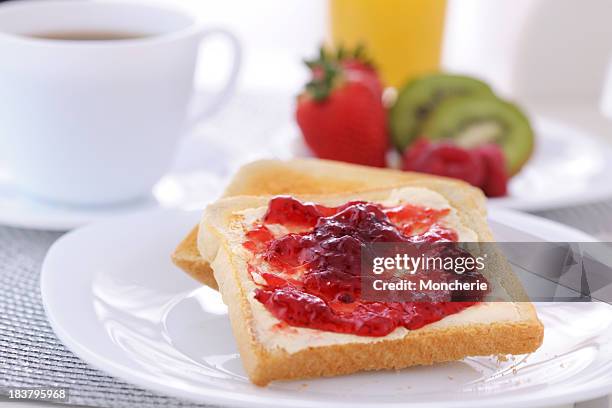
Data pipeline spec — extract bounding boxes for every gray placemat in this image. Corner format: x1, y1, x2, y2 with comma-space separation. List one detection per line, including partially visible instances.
1, 202, 611, 408
0, 226, 210, 408
535, 201, 612, 241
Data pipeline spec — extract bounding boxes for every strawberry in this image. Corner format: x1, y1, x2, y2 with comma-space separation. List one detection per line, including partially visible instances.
401, 139, 510, 197
476, 144, 509, 197
307, 45, 383, 99
402, 139, 485, 187
296, 61, 388, 167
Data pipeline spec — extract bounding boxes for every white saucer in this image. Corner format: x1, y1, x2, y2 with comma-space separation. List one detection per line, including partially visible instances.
41, 207, 612, 407
490, 117, 612, 210
0, 167, 224, 231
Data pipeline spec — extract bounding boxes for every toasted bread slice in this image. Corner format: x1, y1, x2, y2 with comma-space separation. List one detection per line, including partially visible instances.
198, 186, 544, 385
172, 158, 487, 288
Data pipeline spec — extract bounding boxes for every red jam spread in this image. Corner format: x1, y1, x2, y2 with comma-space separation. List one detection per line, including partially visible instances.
243, 196, 487, 337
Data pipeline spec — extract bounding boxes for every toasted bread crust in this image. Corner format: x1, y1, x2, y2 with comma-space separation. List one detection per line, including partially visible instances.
199, 190, 544, 386
172, 226, 219, 290
173, 158, 489, 288
252, 316, 543, 386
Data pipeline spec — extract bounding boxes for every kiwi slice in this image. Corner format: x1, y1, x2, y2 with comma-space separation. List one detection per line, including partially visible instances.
421, 95, 534, 175
390, 73, 494, 151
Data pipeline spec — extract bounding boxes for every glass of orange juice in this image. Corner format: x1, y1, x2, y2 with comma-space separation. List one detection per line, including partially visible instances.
328, 0, 447, 88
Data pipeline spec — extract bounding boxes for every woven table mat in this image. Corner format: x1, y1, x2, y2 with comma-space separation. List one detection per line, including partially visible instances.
0, 226, 212, 408
0, 195, 610, 408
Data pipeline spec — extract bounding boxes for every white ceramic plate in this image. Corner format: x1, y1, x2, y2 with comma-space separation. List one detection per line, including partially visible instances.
286, 116, 612, 212
491, 117, 612, 210
41, 207, 612, 407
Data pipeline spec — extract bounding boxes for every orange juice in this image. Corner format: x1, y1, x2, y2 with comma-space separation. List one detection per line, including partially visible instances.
328, 0, 447, 88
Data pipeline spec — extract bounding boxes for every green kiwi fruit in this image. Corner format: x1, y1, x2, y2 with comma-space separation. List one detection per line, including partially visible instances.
421, 95, 534, 175
390, 73, 495, 151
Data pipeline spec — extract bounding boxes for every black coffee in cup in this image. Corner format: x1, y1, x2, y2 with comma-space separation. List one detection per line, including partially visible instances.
26, 31, 148, 41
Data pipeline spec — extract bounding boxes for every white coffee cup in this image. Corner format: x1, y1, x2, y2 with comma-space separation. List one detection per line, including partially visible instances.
0, 0, 241, 206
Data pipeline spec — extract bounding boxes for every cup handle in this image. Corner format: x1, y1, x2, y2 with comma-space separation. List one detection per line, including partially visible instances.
188, 27, 242, 127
